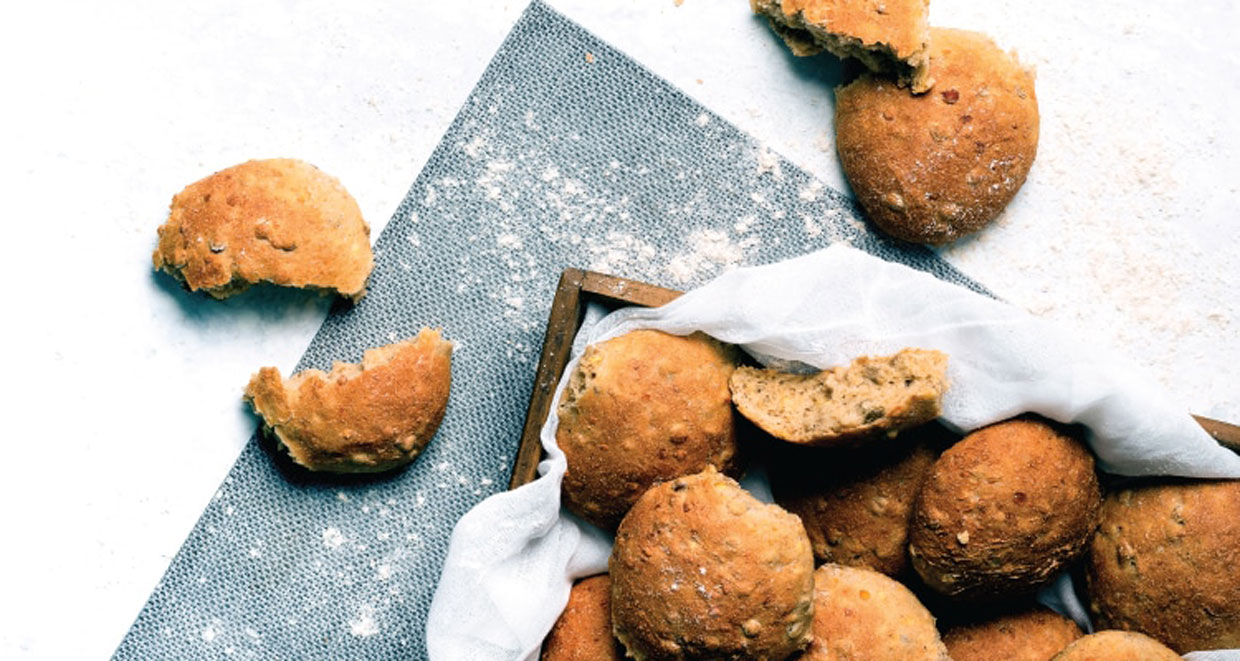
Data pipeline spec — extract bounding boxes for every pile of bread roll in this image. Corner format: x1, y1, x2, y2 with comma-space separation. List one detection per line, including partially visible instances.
752, 0, 1040, 245
544, 330, 1239, 660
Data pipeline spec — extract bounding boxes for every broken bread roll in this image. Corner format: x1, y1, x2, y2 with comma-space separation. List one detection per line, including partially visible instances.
751, 0, 933, 93
835, 28, 1039, 244
154, 158, 374, 301
729, 348, 947, 446
244, 329, 452, 473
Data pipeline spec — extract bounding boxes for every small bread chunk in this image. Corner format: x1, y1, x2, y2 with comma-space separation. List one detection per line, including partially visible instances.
542, 575, 624, 661
729, 348, 947, 447
1050, 631, 1180, 661
557, 330, 740, 530
244, 329, 452, 473
801, 564, 951, 660
835, 28, 1039, 244
751, 0, 933, 93
909, 418, 1101, 601
154, 158, 374, 300
1086, 479, 1240, 653
943, 606, 1083, 661
610, 467, 815, 661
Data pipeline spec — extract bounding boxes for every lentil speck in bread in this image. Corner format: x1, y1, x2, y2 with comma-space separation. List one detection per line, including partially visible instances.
244, 329, 452, 473
610, 467, 815, 661
1085, 479, 1240, 654
729, 348, 948, 447
751, 0, 933, 93
153, 158, 373, 300
557, 330, 740, 530
908, 417, 1101, 600
835, 28, 1039, 244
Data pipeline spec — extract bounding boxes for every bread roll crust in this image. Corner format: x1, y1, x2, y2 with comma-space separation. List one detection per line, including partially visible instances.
1086, 479, 1240, 653
244, 329, 452, 473
542, 575, 624, 661
942, 606, 1083, 661
154, 158, 373, 300
1050, 630, 1181, 661
770, 434, 939, 576
557, 330, 740, 530
610, 468, 815, 661
835, 28, 1038, 244
909, 418, 1101, 600
800, 563, 950, 660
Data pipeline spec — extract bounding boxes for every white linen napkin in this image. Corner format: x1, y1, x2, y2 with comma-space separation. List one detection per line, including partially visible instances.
426, 245, 1240, 661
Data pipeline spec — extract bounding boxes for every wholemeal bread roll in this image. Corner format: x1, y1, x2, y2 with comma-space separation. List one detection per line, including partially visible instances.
729, 348, 948, 447
557, 330, 740, 530
541, 575, 623, 661
909, 418, 1101, 600
835, 28, 1039, 244
942, 606, 1083, 661
610, 467, 815, 661
800, 563, 950, 660
1050, 630, 1180, 661
244, 329, 452, 473
154, 158, 373, 300
1085, 479, 1240, 653
751, 0, 933, 93
769, 427, 944, 576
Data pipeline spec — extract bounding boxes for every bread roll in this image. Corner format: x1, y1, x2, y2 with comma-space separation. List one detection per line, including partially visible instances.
542, 575, 623, 661
610, 468, 815, 660
943, 606, 1083, 661
835, 28, 1039, 244
557, 330, 740, 530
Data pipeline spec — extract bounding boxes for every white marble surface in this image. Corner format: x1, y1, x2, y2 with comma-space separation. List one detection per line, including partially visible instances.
1, 1, 1235, 658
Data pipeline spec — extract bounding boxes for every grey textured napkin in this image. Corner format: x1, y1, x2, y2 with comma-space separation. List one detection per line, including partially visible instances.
114, 2, 985, 658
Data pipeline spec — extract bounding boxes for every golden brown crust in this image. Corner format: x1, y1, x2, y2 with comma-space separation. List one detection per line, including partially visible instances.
943, 606, 1083, 661
752, 0, 933, 92
1050, 630, 1180, 661
557, 330, 740, 530
769, 433, 940, 576
909, 418, 1101, 600
801, 563, 950, 661
1085, 479, 1240, 653
609, 468, 815, 661
835, 28, 1039, 244
244, 329, 452, 473
542, 575, 624, 661
153, 158, 373, 300
729, 348, 948, 447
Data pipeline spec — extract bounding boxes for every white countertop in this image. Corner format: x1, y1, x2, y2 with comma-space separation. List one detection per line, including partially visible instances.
2, 1, 1236, 658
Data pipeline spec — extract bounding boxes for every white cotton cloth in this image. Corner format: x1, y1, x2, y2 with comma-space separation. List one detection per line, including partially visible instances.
426, 245, 1240, 661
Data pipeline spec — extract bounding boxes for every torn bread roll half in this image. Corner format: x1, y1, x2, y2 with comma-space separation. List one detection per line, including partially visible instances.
244, 329, 452, 473
751, 0, 933, 93
153, 158, 374, 301
729, 348, 948, 446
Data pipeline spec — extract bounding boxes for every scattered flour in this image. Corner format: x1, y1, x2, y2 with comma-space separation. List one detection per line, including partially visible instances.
322, 528, 345, 549
755, 145, 782, 179
694, 112, 710, 127
348, 605, 380, 638
667, 229, 760, 284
